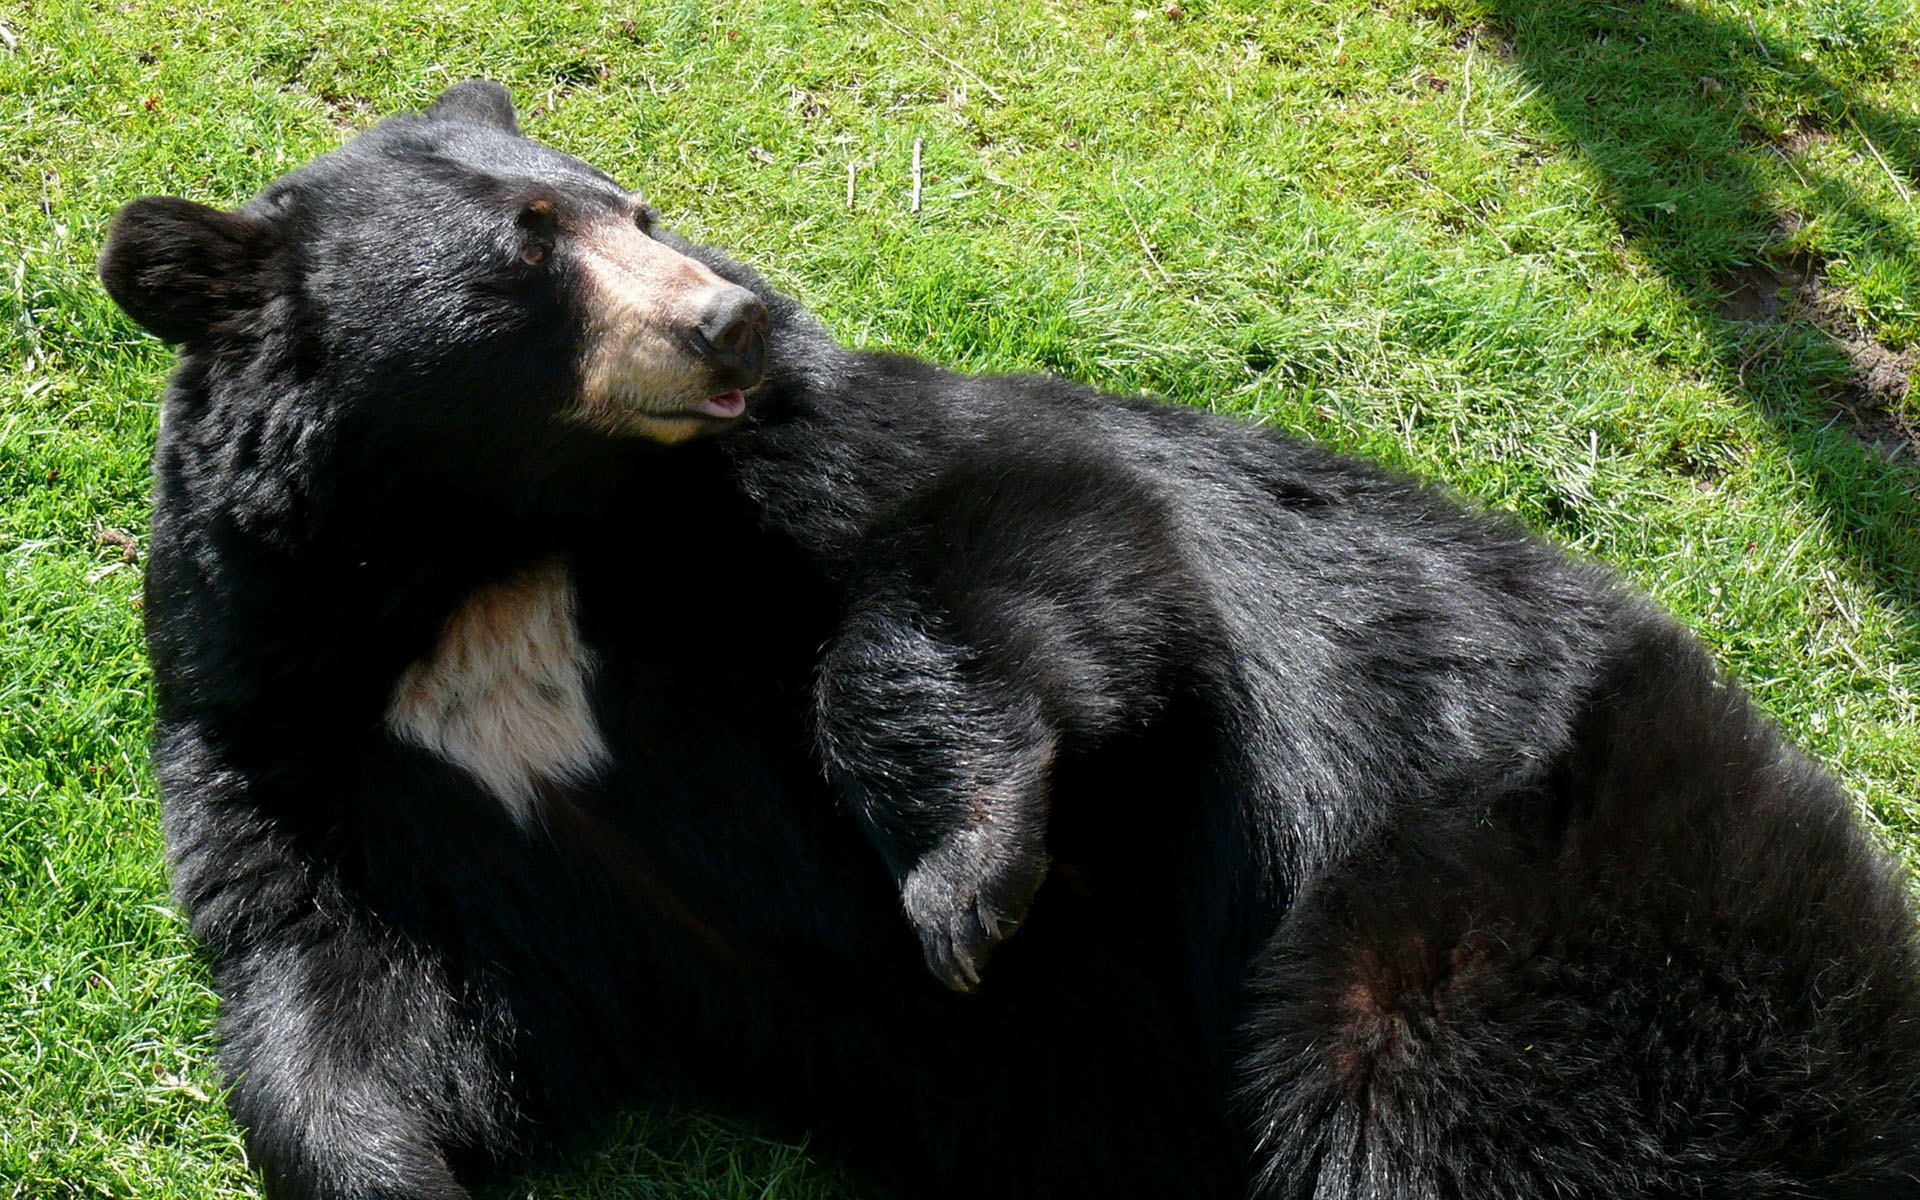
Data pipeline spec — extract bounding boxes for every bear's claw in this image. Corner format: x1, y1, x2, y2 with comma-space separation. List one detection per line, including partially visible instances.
901, 827, 1048, 993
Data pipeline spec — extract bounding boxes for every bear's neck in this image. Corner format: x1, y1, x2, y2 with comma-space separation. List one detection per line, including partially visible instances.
144, 368, 728, 747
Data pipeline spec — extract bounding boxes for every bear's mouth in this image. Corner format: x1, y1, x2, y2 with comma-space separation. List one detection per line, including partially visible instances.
692, 389, 748, 421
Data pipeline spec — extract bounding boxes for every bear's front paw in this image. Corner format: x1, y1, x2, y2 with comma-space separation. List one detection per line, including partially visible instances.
900, 825, 1049, 993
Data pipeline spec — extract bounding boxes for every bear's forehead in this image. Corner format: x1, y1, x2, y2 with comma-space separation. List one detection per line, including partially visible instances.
261, 117, 632, 219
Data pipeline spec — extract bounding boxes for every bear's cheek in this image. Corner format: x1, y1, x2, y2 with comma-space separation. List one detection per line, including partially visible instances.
573, 317, 715, 438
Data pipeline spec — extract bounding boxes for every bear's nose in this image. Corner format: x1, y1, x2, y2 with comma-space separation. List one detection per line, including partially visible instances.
690, 286, 768, 380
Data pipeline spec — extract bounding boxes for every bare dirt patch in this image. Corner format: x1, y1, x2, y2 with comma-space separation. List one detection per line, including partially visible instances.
1717, 255, 1917, 462
1717, 256, 1810, 324
1778, 116, 1835, 156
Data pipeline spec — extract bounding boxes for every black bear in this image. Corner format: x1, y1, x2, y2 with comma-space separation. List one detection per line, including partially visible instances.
100, 81, 1920, 1200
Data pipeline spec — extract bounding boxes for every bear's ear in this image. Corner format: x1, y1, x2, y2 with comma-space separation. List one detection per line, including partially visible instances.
98, 197, 278, 344
426, 79, 521, 135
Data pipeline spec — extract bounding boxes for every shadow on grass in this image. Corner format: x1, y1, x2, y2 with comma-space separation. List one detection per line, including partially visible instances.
1478, 0, 1920, 609
478, 1106, 879, 1200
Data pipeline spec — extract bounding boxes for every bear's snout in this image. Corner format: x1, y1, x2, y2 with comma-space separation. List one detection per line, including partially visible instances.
568, 220, 772, 441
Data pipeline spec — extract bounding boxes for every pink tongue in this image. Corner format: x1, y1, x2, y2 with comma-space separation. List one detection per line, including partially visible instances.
696, 389, 747, 419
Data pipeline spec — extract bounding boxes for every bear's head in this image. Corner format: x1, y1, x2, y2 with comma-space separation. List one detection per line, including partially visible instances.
100, 80, 767, 449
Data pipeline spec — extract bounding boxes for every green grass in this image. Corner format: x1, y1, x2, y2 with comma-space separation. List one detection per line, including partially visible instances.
3, 0, 1918, 1195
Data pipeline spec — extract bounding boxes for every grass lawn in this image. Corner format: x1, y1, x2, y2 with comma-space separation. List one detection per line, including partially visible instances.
3, 0, 1917, 1195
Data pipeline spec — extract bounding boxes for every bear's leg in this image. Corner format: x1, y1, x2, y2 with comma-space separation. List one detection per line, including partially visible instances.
164, 737, 511, 1200
1236, 631, 1920, 1198
815, 589, 1055, 992
813, 454, 1209, 991
213, 929, 507, 1200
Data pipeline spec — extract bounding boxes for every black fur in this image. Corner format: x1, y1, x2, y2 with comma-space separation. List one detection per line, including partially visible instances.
105, 84, 1920, 1199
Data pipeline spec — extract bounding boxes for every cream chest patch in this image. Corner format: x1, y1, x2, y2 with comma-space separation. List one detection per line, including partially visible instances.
386, 559, 609, 823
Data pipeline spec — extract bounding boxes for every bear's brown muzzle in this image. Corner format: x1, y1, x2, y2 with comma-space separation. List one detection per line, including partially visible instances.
572, 218, 768, 441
